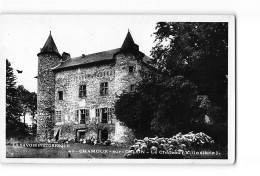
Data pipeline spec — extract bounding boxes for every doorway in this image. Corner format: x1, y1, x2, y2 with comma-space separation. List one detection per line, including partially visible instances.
98, 129, 108, 142
79, 131, 86, 139
76, 129, 86, 142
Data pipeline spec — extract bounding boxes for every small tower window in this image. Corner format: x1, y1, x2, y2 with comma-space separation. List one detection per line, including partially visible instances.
58, 91, 63, 100
130, 84, 136, 92
129, 66, 135, 74
100, 82, 108, 96
79, 84, 87, 97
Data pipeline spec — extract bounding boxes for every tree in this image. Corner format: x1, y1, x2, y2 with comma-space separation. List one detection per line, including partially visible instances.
6, 59, 37, 138
151, 22, 228, 146
115, 91, 154, 138
17, 85, 31, 124
17, 85, 37, 135
115, 23, 228, 148
151, 22, 228, 108
115, 72, 199, 138
6, 59, 23, 138
28, 92, 37, 135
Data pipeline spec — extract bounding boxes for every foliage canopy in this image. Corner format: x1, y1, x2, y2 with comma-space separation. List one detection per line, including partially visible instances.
115, 22, 228, 146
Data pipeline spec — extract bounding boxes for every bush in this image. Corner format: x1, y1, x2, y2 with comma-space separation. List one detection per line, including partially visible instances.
124, 132, 215, 159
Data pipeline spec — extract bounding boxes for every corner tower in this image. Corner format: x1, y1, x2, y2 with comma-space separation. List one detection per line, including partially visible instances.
37, 32, 61, 141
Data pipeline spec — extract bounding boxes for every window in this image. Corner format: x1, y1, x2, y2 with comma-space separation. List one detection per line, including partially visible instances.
95, 108, 100, 117
100, 82, 108, 96
79, 84, 87, 97
55, 111, 61, 122
96, 108, 114, 124
80, 109, 89, 124
129, 66, 135, 74
101, 108, 108, 123
58, 91, 63, 100
130, 84, 136, 92
96, 108, 101, 123
108, 108, 112, 116
107, 108, 114, 124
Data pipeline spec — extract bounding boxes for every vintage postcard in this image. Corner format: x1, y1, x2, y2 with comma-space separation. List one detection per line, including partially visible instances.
0, 15, 235, 164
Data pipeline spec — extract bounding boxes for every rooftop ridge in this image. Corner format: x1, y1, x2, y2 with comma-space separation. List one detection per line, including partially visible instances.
71, 48, 121, 60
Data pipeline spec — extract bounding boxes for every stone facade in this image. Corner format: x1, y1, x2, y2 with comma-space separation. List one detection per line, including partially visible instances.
37, 31, 152, 143
53, 53, 143, 142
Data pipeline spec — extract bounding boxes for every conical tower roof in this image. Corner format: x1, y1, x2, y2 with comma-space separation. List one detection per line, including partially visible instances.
39, 31, 60, 56
121, 30, 139, 53
121, 31, 136, 49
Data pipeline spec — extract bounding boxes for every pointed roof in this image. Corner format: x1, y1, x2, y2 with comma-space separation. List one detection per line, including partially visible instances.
39, 31, 60, 56
121, 30, 139, 53
121, 30, 135, 48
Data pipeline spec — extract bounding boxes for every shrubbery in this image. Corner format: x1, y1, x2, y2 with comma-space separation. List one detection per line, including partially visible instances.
124, 132, 215, 159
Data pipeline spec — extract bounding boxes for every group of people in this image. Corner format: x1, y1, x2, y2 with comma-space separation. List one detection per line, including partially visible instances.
79, 137, 98, 145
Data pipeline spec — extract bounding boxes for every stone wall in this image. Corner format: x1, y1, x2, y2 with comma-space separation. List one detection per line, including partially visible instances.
37, 53, 61, 141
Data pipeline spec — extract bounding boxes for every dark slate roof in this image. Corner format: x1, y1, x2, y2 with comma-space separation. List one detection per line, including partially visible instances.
53, 48, 153, 71
39, 32, 60, 56
53, 48, 121, 71
53, 31, 154, 71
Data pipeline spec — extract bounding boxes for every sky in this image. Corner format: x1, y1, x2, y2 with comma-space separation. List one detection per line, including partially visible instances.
0, 15, 159, 92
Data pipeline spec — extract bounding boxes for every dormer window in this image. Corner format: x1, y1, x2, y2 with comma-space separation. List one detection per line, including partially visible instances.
58, 91, 63, 100
79, 84, 87, 98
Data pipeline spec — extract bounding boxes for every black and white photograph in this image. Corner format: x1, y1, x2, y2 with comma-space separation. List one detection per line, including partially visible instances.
0, 15, 235, 164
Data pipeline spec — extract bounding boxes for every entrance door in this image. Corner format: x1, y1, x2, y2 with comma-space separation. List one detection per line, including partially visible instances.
76, 129, 86, 142
79, 131, 86, 139
101, 129, 108, 141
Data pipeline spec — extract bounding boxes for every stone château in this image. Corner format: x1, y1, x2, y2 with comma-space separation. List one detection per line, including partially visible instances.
36, 31, 153, 143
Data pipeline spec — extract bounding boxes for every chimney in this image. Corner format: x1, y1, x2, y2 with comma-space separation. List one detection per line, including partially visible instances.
61, 52, 70, 62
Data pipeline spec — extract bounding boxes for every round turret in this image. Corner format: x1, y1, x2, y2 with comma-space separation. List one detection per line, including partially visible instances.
37, 32, 61, 141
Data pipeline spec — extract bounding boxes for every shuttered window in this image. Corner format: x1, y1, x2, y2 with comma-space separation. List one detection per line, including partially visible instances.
96, 108, 100, 117
75, 110, 79, 122
80, 109, 89, 124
